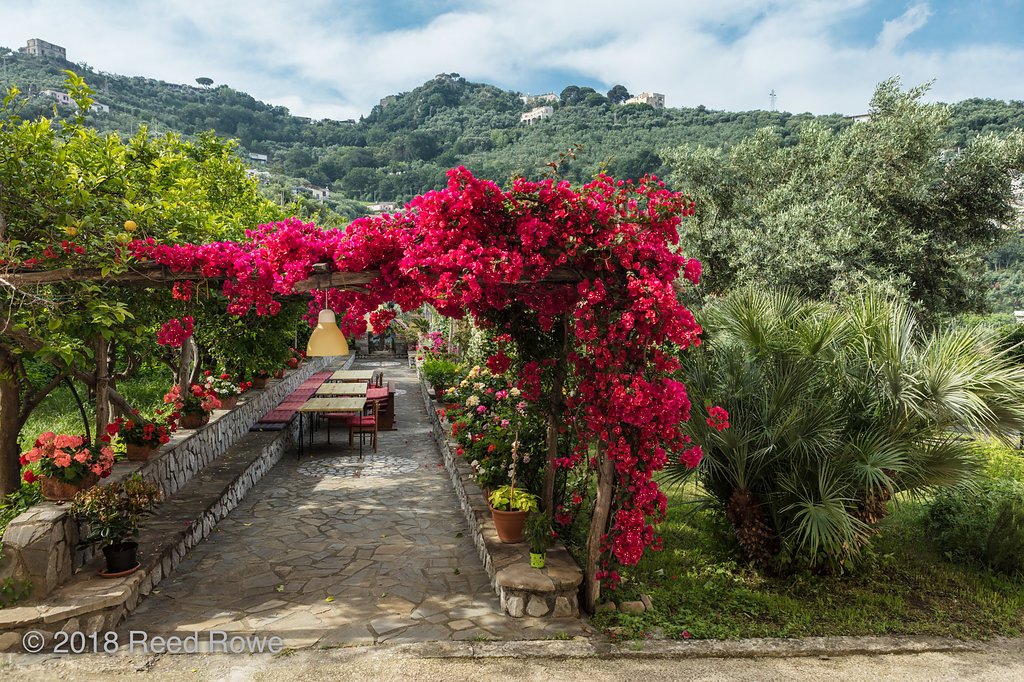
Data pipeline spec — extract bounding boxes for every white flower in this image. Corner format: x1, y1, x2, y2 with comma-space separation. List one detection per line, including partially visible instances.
474, 382, 485, 391
465, 395, 480, 407
510, 387, 521, 397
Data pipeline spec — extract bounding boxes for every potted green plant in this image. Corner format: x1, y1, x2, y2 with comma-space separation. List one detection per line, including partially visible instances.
70, 476, 162, 577
487, 434, 538, 543
525, 512, 554, 568
422, 357, 460, 399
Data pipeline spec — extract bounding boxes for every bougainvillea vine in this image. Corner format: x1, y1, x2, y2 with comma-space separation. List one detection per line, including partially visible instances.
128, 167, 726, 602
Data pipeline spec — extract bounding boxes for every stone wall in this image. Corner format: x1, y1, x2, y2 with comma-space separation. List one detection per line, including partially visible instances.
0, 356, 331, 601
419, 378, 583, 619
0, 412, 307, 650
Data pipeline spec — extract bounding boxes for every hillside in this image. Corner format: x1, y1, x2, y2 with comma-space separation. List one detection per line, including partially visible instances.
2, 44, 1023, 208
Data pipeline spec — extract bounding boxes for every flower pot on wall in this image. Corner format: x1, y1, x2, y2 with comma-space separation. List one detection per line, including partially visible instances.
252, 376, 269, 390
101, 541, 140, 576
219, 395, 238, 410
125, 443, 158, 462
40, 473, 98, 502
490, 508, 528, 543
273, 369, 285, 379
178, 412, 209, 430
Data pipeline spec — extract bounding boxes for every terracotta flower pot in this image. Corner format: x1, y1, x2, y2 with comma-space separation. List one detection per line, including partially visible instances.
125, 443, 158, 462
252, 376, 269, 390
432, 385, 446, 400
178, 412, 209, 430
273, 369, 284, 379
490, 508, 528, 543
40, 473, 98, 502
219, 395, 238, 410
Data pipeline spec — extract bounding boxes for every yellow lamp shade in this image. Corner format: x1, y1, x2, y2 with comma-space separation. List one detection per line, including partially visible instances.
306, 309, 349, 357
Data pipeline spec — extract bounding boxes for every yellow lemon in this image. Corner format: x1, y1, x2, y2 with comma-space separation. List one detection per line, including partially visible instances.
124, 220, 137, 232
64, 226, 78, 237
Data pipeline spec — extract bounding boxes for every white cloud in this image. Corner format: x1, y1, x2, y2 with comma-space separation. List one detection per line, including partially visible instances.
878, 2, 933, 52
0, 0, 1021, 120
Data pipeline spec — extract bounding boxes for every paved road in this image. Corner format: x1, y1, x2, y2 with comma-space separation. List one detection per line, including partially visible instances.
3, 638, 1024, 681
121, 359, 586, 647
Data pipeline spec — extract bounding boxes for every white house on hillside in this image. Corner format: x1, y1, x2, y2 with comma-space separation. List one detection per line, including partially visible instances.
624, 92, 665, 108
520, 105, 554, 125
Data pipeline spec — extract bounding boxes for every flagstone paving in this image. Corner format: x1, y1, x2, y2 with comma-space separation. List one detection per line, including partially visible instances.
122, 359, 592, 647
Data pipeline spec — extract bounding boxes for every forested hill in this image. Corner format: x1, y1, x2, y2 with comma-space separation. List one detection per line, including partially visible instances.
3, 45, 1024, 205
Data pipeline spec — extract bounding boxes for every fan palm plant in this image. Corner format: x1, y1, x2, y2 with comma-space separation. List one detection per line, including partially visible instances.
666, 287, 1024, 571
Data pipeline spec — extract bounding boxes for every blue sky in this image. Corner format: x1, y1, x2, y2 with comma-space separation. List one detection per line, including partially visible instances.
1, 1, 1022, 119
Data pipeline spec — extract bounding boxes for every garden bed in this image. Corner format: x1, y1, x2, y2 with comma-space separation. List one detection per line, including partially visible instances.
420, 378, 583, 619
592, 482, 1024, 641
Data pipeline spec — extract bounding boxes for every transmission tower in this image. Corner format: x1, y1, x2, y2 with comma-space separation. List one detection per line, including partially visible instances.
769, 89, 777, 112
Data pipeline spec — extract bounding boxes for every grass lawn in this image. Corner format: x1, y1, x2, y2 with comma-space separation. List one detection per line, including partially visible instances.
18, 369, 172, 450
593, 482, 1024, 640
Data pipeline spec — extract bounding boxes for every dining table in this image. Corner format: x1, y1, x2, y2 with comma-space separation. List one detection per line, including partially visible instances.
329, 369, 375, 382
296, 396, 367, 459
315, 382, 368, 397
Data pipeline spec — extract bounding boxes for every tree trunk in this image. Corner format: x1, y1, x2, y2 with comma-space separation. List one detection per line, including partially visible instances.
0, 348, 22, 495
542, 317, 570, 514
176, 335, 196, 390
584, 442, 615, 613
94, 336, 110, 442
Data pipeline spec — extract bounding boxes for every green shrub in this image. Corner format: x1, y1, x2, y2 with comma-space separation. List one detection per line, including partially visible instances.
977, 439, 1024, 483
664, 288, 1024, 572
925, 478, 1024, 576
421, 358, 461, 391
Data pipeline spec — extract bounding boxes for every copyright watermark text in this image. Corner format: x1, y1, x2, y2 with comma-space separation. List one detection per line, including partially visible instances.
22, 629, 286, 654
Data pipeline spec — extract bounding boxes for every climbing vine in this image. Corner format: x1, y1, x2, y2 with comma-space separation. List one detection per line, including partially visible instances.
128, 167, 724, 608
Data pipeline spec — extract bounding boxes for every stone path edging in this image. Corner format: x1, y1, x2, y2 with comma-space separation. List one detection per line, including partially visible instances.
419, 378, 583, 618
316, 633, 989, 660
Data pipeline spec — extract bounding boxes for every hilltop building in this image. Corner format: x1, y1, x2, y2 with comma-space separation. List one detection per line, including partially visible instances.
249, 153, 269, 164
624, 92, 665, 108
21, 38, 66, 60
846, 113, 872, 124
520, 105, 554, 125
520, 93, 558, 106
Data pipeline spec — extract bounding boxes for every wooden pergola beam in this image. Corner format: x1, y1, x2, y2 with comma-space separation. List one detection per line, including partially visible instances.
4, 264, 584, 293
2, 264, 206, 287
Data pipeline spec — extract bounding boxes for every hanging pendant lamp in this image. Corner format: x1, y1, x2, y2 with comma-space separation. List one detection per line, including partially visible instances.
306, 308, 349, 357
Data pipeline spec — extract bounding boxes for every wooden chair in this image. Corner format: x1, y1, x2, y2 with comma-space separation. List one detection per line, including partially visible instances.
344, 400, 378, 452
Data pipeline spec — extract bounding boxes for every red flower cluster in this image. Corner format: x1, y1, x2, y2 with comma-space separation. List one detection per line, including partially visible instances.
706, 406, 730, 432
109, 416, 172, 448
156, 316, 194, 347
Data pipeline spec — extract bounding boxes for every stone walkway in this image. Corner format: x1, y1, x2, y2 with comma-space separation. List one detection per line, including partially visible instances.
122, 358, 591, 647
